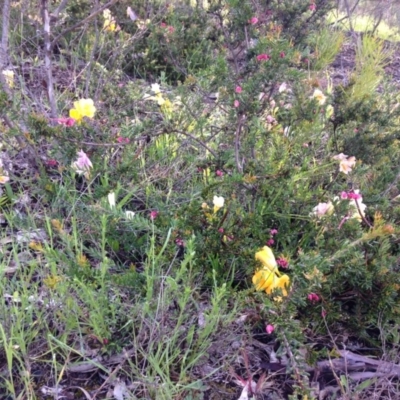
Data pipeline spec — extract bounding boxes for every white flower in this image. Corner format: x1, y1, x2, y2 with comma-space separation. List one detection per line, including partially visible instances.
312, 89, 326, 105
213, 195, 224, 213
151, 83, 161, 94
333, 154, 356, 174
279, 82, 287, 93
108, 192, 116, 209
125, 211, 135, 220
311, 201, 334, 218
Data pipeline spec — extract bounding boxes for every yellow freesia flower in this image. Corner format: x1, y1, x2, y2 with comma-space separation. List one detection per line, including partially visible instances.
253, 246, 290, 301
69, 99, 96, 124
255, 246, 277, 272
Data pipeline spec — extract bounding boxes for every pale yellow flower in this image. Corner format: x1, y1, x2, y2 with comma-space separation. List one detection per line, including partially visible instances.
312, 89, 326, 105
255, 246, 277, 272
2, 69, 14, 88
213, 195, 224, 213
339, 157, 356, 174
108, 192, 116, 209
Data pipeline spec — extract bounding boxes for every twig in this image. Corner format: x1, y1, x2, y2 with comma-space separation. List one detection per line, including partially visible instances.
51, 0, 70, 20
235, 115, 245, 174
41, 0, 58, 118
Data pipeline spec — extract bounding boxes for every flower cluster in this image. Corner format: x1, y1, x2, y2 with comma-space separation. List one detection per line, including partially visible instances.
252, 246, 290, 301
103, 9, 119, 32
311, 190, 367, 223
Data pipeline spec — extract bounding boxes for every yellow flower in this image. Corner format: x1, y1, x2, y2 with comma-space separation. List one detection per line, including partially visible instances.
255, 246, 277, 272
69, 99, 96, 124
2, 69, 14, 88
253, 268, 275, 291
253, 246, 290, 300
213, 195, 224, 213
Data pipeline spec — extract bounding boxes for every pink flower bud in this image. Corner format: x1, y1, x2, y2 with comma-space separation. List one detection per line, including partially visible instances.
249, 17, 258, 25
266, 239, 274, 246
216, 170, 224, 177
321, 309, 327, 318
341, 191, 348, 199
276, 258, 288, 268
256, 54, 270, 62
234, 100, 240, 108
150, 211, 159, 220
280, 52, 285, 58
266, 324, 275, 334
218, 228, 224, 233
270, 229, 278, 235
307, 293, 320, 303
235, 86, 242, 93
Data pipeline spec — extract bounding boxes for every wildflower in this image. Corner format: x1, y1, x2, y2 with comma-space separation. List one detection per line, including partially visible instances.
234, 100, 240, 108
117, 136, 130, 144
103, 9, 118, 32
0, 174, 10, 184
45, 159, 58, 168
348, 190, 366, 221
175, 238, 185, 246
266, 115, 276, 124
266, 239, 275, 246
201, 202, 209, 210
69, 99, 96, 124
151, 83, 161, 94
235, 86, 242, 93
72, 150, 92, 177
253, 269, 290, 299
340, 157, 356, 174
213, 195, 224, 213
311, 201, 334, 218
255, 246, 277, 271
270, 229, 278, 235
276, 257, 289, 268
307, 293, 320, 302
249, 17, 258, 25
125, 211, 135, 220
216, 170, 224, 177
280, 52, 285, 58
150, 210, 159, 220
266, 324, 275, 334
309, 2, 316, 11
2, 69, 14, 88
257, 53, 270, 61
321, 309, 327, 318
52, 117, 76, 127
312, 89, 326, 105
108, 192, 116, 209
278, 82, 287, 93
218, 228, 224, 233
